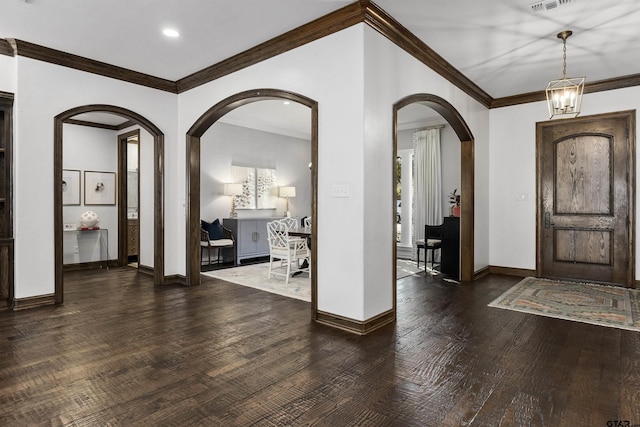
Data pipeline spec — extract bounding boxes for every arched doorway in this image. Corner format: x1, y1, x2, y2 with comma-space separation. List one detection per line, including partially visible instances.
393, 94, 475, 284
185, 89, 318, 313
54, 105, 165, 303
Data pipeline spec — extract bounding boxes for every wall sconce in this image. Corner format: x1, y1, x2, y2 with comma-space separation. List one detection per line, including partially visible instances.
224, 183, 243, 218
279, 186, 296, 217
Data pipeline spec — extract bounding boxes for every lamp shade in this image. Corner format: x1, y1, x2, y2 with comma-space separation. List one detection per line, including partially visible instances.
279, 186, 296, 198
223, 183, 243, 196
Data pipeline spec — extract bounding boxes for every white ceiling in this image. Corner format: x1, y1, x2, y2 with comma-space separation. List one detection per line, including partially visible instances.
4, 0, 639, 132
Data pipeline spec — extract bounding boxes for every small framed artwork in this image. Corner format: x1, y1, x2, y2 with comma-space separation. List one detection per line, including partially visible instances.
84, 171, 116, 205
62, 169, 81, 206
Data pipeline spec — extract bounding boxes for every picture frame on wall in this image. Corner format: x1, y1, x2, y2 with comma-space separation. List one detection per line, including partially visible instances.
84, 171, 116, 205
62, 169, 81, 206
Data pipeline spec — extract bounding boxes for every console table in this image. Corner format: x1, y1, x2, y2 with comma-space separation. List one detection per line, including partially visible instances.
223, 218, 281, 265
63, 228, 110, 269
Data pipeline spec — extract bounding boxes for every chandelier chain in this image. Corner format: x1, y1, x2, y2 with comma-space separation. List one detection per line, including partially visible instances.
562, 38, 567, 79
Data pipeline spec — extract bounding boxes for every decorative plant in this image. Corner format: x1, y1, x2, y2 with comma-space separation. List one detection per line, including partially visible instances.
449, 189, 460, 206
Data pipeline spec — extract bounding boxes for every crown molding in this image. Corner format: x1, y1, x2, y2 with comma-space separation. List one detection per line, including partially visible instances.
0, 39, 14, 57
491, 72, 640, 109
363, 3, 493, 109
175, 2, 364, 93
4, 2, 640, 108
8, 39, 177, 93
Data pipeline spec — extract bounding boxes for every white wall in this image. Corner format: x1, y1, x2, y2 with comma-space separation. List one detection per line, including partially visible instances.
201, 122, 312, 223
11, 22, 489, 319
489, 86, 640, 278
13, 56, 178, 299
178, 26, 368, 319
62, 124, 118, 263
363, 25, 491, 281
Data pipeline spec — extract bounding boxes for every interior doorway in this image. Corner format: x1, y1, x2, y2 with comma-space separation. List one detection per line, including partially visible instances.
185, 88, 318, 315
118, 130, 140, 268
393, 94, 475, 285
536, 110, 635, 287
54, 105, 165, 304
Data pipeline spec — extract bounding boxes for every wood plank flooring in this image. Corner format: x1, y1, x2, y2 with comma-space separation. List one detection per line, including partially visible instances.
1, 268, 639, 426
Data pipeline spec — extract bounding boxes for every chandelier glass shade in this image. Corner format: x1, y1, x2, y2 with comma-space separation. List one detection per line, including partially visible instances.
545, 31, 585, 119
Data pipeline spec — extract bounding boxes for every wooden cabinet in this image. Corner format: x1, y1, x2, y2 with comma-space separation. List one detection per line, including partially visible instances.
441, 216, 460, 280
127, 219, 139, 257
0, 93, 13, 307
223, 218, 279, 265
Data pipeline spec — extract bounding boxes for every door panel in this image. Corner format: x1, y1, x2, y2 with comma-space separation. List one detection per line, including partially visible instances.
537, 112, 634, 286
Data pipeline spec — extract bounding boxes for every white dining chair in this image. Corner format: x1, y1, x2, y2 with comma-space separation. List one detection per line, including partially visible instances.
266, 219, 309, 283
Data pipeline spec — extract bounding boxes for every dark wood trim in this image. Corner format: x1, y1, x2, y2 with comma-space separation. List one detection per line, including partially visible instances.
9, 39, 177, 93
474, 265, 490, 280
363, 4, 492, 109
0, 39, 14, 57
65, 118, 121, 131
12, 294, 55, 311
117, 130, 140, 267
185, 134, 200, 287
310, 104, 319, 318
185, 88, 318, 318
489, 266, 536, 278
492, 73, 640, 109
176, 3, 363, 93
0, 92, 14, 102
5, 7, 640, 108
138, 264, 154, 276
55, 105, 165, 304
164, 274, 186, 286
315, 309, 395, 335
394, 94, 474, 282
62, 261, 118, 272
117, 120, 137, 130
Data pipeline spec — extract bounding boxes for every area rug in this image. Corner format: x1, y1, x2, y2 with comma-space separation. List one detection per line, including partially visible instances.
397, 258, 424, 279
488, 276, 640, 332
202, 262, 311, 302
202, 259, 425, 302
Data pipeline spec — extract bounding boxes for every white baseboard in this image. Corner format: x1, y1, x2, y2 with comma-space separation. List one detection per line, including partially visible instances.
397, 245, 413, 260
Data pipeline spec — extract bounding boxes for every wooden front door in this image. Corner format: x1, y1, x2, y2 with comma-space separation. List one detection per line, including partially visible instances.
537, 111, 635, 287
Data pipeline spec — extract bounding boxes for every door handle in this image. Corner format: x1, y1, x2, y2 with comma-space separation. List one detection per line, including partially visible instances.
544, 212, 554, 228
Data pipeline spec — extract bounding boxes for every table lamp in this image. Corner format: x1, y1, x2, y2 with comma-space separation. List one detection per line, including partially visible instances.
224, 183, 243, 217
279, 186, 296, 217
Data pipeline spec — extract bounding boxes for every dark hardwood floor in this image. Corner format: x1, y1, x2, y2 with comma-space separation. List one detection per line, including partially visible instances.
1, 268, 639, 426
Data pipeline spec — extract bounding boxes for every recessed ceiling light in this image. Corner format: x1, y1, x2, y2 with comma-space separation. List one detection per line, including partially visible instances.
162, 28, 180, 38
283, 101, 291, 105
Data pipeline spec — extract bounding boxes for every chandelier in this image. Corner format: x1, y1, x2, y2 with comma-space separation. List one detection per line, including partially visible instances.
545, 30, 585, 119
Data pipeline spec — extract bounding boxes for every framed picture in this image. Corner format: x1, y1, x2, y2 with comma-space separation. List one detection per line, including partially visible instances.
62, 169, 81, 206
231, 166, 278, 210
84, 171, 116, 205
232, 166, 256, 210
256, 168, 277, 209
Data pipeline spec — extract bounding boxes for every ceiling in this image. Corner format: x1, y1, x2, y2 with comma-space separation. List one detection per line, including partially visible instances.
4, 0, 639, 133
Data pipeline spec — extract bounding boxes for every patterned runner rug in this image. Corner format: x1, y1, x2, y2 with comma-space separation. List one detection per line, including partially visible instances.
201, 258, 424, 302
489, 276, 640, 332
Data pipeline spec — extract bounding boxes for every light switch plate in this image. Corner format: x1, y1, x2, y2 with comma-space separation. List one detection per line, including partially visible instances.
331, 184, 350, 198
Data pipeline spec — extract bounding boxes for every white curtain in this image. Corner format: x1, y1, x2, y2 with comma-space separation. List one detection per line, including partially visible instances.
412, 128, 442, 249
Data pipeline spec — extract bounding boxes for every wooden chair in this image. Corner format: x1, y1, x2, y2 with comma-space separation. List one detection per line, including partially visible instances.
416, 224, 443, 271
200, 224, 236, 265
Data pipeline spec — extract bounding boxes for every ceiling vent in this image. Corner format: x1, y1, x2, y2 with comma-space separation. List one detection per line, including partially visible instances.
529, 0, 573, 13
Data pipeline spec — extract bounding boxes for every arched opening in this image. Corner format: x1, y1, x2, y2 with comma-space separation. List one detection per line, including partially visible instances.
393, 94, 474, 288
54, 105, 165, 304
185, 89, 318, 314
